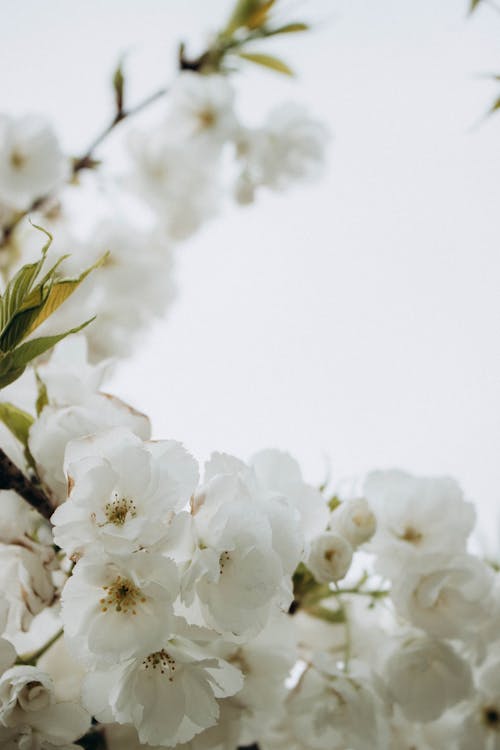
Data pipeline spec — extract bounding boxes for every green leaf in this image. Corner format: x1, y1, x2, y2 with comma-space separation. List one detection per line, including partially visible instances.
34, 372, 49, 417
328, 495, 341, 512
0, 246, 49, 339
246, 0, 276, 29
22, 253, 108, 336
265, 22, 309, 36
0, 402, 34, 447
470, 0, 483, 12
225, 0, 261, 34
488, 95, 500, 116
236, 51, 294, 76
0, 318, 95, 390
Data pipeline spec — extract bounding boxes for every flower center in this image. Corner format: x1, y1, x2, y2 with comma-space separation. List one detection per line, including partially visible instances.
142, 649, 177, 682
197, 108, 216, 129
104, 495, 137, 526
219, 551, 231, 574
100, 576, 145, 614
483, 706, 500, 729
400, 526, 423, 544
10, 149, 26, 169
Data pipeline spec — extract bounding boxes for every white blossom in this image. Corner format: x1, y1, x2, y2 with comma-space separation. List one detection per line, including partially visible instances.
29, 393, 151, 505
234, 104, 328, 202
365, 470, 476, 576
166, 73, 237, 149
180, 452, 303, 637
250, 450, 329, 549
459, 653, 500, 750
0, 545, 55, 635
384, 635, 473, 722
0, 665, 90, 746
61, 550, 179, 664
330, 497, 377, 548
0, 115, 67, 211
52, 427, 198, 556
306, 532, 353, 583
280, 654, 389, 750
128, 129, 219, 241
391, 553, 494, 640
82, 620, 243, 747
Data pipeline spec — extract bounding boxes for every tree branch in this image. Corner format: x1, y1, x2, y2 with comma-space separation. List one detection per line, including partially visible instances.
0, 447, 53, 520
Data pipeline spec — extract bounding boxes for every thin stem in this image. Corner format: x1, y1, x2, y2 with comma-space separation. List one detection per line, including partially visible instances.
16, 628, 63, 666
327, 586, 390, 599
0, 448, 53, 520
72, 86, 167, 173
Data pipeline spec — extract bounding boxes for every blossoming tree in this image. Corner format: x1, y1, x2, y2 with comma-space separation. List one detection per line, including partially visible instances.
0, 1, 498, 749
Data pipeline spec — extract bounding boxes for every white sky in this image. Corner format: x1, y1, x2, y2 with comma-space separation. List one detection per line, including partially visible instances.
1, 0, 500, 528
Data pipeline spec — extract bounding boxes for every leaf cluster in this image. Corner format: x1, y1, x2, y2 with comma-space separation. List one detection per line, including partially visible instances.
0, 225, 104, 389
181, 0, 310, 77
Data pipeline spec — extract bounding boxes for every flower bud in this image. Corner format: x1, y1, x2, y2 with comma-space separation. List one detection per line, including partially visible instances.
307, 532, 353, 583
331, 498, 376, 548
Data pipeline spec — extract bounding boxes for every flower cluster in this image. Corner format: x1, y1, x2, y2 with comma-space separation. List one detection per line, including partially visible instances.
0, 64, 327, 362
0, 337, 498, 750
0, 2, 496, 749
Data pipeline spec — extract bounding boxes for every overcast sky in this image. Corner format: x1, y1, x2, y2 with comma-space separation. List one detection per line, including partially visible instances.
2, 0, 500, 537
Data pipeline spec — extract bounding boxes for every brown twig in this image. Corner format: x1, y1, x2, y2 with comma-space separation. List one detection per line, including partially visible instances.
0, 447, 53, 520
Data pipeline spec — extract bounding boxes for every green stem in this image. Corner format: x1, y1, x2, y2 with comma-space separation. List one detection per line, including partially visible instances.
16, 629, 63, 666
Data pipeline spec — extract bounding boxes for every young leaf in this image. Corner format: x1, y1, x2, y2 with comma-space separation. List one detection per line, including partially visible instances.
246, 0, 276, 29
22, 253, 108, 336
0, 248, 49, 337
0, 318, 95, 390
35, 372, 49, 417
266, 22, 309, 36
488, 95, 500, 115
0, 402, 34, 447
225, 0, 262, 34
236, 51, 294, 76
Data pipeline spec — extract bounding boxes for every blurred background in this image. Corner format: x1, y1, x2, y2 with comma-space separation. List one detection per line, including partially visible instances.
1, 0, 499, 528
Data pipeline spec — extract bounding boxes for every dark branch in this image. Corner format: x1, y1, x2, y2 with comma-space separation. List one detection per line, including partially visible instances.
0, 448, 53, 520
76, 727, 108, 750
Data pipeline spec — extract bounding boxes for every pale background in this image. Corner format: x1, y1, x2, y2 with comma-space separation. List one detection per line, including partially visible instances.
1, 1, 499, 534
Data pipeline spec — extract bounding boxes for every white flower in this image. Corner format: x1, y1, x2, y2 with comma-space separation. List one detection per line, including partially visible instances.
82, 620, 243, 747
250, 450, 329, 549
32, 219, 176, 362
459, 653, 500, 750
103, 699, 242, 750
330, 498, 377, 548
35, 336, 111, 407
364, 470, 476, 576
285, 654, 388, 750
128, 129, 219, 241
181, 452, 303, 637
384, 635, 473, 722
61, 550, 179, 664
166, 73, 238, 149
235, 105, 328, 201
0, 115, 67, 211
306, 532, 353, 584
215, 613, 297, 745
0, 491, 52, 553
0, 665, 90, 746
29, 392, 151, 504
391, 553, 494, 640
52, 427, 198, 557
0, 545, 55, 634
